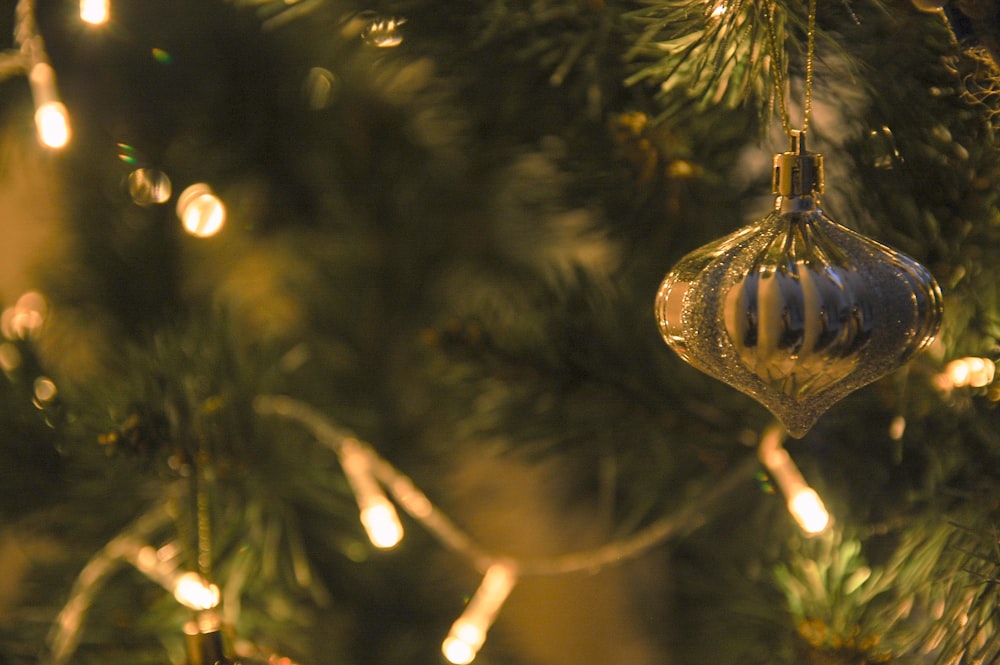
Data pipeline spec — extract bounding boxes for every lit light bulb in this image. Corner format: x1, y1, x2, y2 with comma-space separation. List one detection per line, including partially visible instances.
942, 357, 996, 389
758, 424, 831, 536
35, 101, 71, 149
3, 291, 48, 339
177, 184, 226, 237
0, 343, 22, 372
888, 415, 906, 441
788, 487, 830, 535
360, 499, 404, 549
28, 64, 71, 149
340, 439, 404, 548
442, 563, 517, 665
442, 631, 478, 665
80, 0, 110, 25
128, 168, 172, 206
173, 572, 221, 611
32, 376, 58, 407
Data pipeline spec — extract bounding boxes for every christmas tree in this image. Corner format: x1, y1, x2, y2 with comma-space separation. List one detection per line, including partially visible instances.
1, 0, 1000, 663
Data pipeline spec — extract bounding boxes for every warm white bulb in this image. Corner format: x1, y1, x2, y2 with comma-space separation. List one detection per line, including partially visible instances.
442, 632, 479, 665
888, 415, 906, 441
33, 376, 58, 404
441, 563, 517, 664
35, 101, 71, 149
360, 500, 404, 549
947, 359, 970, 387
339, 439, 405, 548
5, 291, 48, 339
942, 357, 997, 389
177, 184, 226, 237
173, 572, 221, 611
80, 0, 110, 25
788, 488, 830, 535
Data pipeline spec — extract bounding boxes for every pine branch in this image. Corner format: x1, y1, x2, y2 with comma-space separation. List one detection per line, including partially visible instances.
624, 0, 776, 123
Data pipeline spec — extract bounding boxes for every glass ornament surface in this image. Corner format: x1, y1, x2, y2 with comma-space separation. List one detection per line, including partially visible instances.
655, 133, 943, 437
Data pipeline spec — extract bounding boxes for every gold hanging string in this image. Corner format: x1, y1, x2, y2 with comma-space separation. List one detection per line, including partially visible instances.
802, 0, 817, 134
763, 1, 791, 135
764, 0, 818, 137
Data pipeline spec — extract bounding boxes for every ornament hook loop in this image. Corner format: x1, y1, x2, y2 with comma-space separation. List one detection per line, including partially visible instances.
772, 130, 824, 199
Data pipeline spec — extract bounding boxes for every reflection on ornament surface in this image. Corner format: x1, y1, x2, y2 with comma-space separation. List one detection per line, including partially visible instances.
655, 133, 942, 436
360, 13, 405, 47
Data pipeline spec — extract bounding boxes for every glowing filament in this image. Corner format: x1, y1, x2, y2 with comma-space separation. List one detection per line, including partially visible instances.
80, 0, 110, 24
173, 572, 221, 611
758, 425, 831, 535
177, 184, 226, 237
29, 64, 70, 149
442, 562, 518, 664
340, 439, 404, 548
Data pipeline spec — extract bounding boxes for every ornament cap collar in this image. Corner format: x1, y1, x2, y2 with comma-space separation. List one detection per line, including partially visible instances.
772, 130, 824, 200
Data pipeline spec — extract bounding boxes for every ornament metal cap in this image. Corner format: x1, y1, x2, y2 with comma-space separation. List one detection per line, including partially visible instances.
772, 130, 824, 199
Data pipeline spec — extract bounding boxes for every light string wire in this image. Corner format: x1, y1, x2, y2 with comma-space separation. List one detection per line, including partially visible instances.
253, 394, 759, 577
4, 0, 71, 148
1, 0, 37, 79
41, 395, 758, 665
764, 0, 817, 137
43, 497, 176, 665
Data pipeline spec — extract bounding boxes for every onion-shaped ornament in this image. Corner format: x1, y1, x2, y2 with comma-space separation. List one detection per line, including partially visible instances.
655, 132, 942, 437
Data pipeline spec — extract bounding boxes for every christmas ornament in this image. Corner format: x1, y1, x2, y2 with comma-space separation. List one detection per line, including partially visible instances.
655, 133, 942, 437
654, 0, 942, 436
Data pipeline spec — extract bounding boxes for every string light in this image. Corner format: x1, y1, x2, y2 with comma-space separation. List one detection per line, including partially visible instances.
937, 356, 996, 391
28, 63, 71, 149
339, 438, 404, 549
177, 184, 226, 237
79, 0, 110, 25
442, 562, 518, 665
758, 424, 830, 535
127, 168, 172, 206
50, 396, 765, 665
172, 572, 221, 611
1, 290, 48, 339
121, 541, 220, 610
888, 414, 906, 441
32, 375, 58, 406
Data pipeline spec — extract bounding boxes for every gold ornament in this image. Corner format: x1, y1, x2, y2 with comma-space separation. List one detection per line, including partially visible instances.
655, 132, 942, 436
